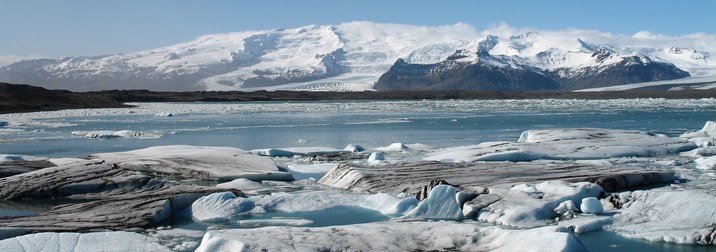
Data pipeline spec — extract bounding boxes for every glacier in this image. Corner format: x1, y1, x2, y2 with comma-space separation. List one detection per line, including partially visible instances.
0, 22, 714, 91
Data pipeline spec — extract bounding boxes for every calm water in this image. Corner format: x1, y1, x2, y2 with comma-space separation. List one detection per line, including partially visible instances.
1, 99, 714, 158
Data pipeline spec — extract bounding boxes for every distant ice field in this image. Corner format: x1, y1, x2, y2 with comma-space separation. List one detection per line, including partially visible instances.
1, 99, 715, 158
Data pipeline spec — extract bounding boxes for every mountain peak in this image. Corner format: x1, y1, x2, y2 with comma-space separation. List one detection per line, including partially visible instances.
0, 23, 713, 92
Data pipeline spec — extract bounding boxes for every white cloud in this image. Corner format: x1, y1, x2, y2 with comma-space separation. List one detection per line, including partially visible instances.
0, 54, 40, 67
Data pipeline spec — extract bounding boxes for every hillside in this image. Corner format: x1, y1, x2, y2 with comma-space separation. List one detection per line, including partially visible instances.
0, 22, 714, 92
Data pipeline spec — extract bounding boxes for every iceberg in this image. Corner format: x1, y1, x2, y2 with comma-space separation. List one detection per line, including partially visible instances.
72, 130, 162, 139
0, 231, 170, 252
681, 121, 716, 144
608, 189, 716, 244
426, 128, 696, 162
402, 185, 463, 220
580, 197, 604, 214
194, 222, 587, 252
91, 145, 293, 181
249, 147, 347, 157
190, 191, 415, 224
191, 192, 255, 222
473, 181, 605, 227
376, 142, 409, 152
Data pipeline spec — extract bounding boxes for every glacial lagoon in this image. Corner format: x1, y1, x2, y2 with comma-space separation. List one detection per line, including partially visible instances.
1, 99, 716, 251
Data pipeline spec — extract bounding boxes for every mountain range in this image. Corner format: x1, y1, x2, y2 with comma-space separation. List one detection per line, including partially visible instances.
1, 22, 714, 92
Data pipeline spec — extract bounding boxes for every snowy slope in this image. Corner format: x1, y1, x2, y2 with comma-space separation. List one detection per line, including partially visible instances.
0, 22, 714, 91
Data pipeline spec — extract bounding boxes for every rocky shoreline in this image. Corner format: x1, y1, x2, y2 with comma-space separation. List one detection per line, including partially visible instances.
3, 82, 716, 114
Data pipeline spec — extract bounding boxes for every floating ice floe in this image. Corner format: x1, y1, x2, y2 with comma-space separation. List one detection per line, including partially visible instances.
191, 191, 416, 223
375, 142, 409, 152
194, 221, 587, 252
155, 112, 174, 117
71, 130, 162, 139
0, 231, 170, 252
681, 121, 716, 147
608, 189, 716, 244
470, 181, 606, 228
344, 143, 365, 152
91, 145, 293, 181
426, 128, 696, 162
249, 147, 347, 157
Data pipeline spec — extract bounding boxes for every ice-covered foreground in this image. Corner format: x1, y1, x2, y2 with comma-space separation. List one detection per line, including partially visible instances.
195, 221, 587, 252
0, 231, 169, 252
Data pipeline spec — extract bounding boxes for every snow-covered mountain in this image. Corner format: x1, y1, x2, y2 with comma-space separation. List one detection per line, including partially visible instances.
0, 22, 714, 92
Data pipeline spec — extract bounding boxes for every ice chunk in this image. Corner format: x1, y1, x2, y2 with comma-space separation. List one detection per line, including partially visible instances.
0, 231, 170, 251
368, 152, 385, 163
72, 130, 162, 139
681, 146, 716, 157
554, 200, 578, 216
403, 185, 462, 220
580, 197, 603, 214
0, 121, 8, 127
609, 189, 716, 244
216, 178, 267, 191
376, 143, 408, 152
194, 222, 586, 252
559, 216, 613, 233
695, 156, 716, 170
91, 145, 292, 181
344, 143, 365, 152
477, 181, 605, 227
681, 121, 716, 140
155, 112, 174, 117
191, 192, 255, 222
192, 191, 410, 222
427, 128, 696, 162
249, 147, 346, 157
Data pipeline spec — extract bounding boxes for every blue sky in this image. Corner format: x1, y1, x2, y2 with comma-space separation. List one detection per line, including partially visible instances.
1, 0, 715, 59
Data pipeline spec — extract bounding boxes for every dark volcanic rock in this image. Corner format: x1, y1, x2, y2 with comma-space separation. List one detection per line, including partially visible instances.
374, 59, 560, 91
374, 49, 690, 92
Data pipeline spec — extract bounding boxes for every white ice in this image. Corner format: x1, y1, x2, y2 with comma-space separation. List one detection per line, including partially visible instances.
476, 181, 605, 227
608, 189, 716, 244
402, 185, 463, 220
90, 145, 292, 181
248, 147, 346, 157
71, 130, 162, 139
0, 231, 170, 252
190, 191, 416, 223
194, 221, 587, 252
426, 128, 696, 162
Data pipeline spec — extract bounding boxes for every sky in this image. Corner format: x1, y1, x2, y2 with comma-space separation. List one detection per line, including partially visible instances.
1, 0, 715, 63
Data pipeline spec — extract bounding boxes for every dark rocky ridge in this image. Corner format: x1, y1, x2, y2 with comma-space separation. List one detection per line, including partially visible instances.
374, 47, 691, 91
3, 82, 716, 114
